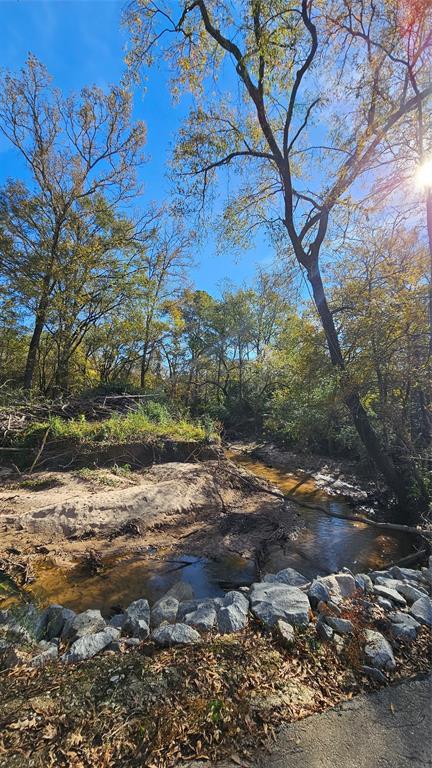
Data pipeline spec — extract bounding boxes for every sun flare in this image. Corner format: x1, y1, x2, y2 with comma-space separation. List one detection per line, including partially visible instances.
415, 158, 432, 190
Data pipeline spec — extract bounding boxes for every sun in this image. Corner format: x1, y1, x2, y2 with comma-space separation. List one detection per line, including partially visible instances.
415, 158, 432, 190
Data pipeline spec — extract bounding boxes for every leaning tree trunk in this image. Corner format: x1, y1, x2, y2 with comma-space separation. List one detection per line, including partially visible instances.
306, 261, 421, 513
23, 304, 48, 390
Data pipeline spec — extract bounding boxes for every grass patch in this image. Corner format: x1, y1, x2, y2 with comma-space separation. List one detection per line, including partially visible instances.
18, 410, 218, 450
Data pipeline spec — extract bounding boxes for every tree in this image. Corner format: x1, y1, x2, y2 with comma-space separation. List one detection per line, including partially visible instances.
125, 0, 432, 510
0, 55, 146, 389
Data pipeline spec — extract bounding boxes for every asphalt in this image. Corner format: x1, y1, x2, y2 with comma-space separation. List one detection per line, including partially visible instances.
256, 675, 432, 768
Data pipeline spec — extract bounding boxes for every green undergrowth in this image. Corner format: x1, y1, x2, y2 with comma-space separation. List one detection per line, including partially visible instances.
15, 410, 218, 451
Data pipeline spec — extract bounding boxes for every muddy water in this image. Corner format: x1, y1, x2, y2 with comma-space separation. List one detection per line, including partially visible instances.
232, 452, 415, 580
0, 453, 417, 614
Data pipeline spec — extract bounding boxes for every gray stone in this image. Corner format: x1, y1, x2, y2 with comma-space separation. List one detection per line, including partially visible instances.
62, 609, 106, 643
307, 580, 330, 607
250, 582, 310, 628
275, 619, 295, 647
317, 573, 356, 603
109, 613, 127, 630
264, 568, 309, 588
222, 590, 249, 612
373, 585, 406, 607
152, 623, 201, 646
46, 605, 75, 640
177, 597, 222, 622
410, 596, 432, 626
150, 596, 179, 627
389, 566, 424, 582
185, 605, 217, 632
395, 583, 427, 605
333, 634, 345, 654
62, 627, 120, 662
364, 630, 395, 671
123, 617, 149, 639
217, 604, 247, 633
389, 612, 420, 642
324, 617, 354, 634
361, 665, 387, 684
354, 574, 373, 593
13, 604, 48, 642
316, 618, 333, 642
30, 642, 58, 668
125, 598, 150, 625
377, 597, 393, 611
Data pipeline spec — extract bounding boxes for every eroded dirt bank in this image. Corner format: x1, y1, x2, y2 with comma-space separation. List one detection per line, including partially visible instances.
0, 459, 302, 608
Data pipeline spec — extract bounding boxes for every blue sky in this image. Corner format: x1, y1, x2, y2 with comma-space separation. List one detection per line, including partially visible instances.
0, 0, 273, 295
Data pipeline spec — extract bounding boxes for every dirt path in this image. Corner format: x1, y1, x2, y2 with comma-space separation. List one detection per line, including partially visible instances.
256, 674, 432, 768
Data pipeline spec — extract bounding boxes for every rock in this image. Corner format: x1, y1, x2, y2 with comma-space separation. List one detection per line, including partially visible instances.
249, 582, 310, 628
150, 596, 179, 628
123, 598, 151, 638
275, 619, 295, 647
361, 665, 387, 684
177, 597, 222, 622
317, 573, 356, 603
217, 604, 247, 633
185, 605, 217, 632
62, 627, 120, 662
374, 577, 404, 590
123, 618, 149, 639
377, 597, 393, 611
317, 599, 341, 616
45, 605, 75, 640
364, 630, 396, 671
223, 590, 249, 612
164, 581, 195, 602
264, 568, 309, 588
373, 585, 406, 607
410, 596, 432, 626
316, 618, 333, 642
62, 609, 106, 643
109, 613, 127, 630
324, 617, 354, 634
30, 642, 58, 668
307, 580, 330, 607
0, 610, 10, 625
151, 623, 201, 647
389, 612, 420, 642
12, 604, 48, 642
355, 574, 373, 593
389, 566, 424, 582
395, 583, 427, 605
125, 598, 150, 625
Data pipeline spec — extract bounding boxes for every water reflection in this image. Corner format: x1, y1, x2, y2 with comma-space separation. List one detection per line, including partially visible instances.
231, 452, 416, 579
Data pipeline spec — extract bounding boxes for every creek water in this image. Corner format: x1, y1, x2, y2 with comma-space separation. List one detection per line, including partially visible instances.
0, 452, 417, 615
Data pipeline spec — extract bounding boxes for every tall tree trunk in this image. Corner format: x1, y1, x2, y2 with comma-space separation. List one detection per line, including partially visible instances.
306, 261, 418, 510
23, 293, 49, 390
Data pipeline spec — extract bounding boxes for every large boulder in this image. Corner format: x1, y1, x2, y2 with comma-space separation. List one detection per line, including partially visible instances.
62, 609, 106, 643
307, 580, 330, 607
45, 605, 76, 640
150, 596, 179, 628
217, 604, 247, 633
364, 630, 395, 671
185, 605, 217, 632
373, 585, 406, 607
249, 582, 310, 628
263, 568, 309, 588
394, 583, 427, 605
123, 598, 150, 638
151, 623, 201, 647
11, 604, 48, 642
324, 617, 354, 634
30, 641, 58, 668
410, 596, 432, 627
317, 573, 356, 603
62, 627, 120, 663
354, 574, 373, 593
389, 612, 420, 642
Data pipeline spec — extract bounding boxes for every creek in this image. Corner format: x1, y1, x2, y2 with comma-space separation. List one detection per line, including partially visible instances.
0, 451, 418, 615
